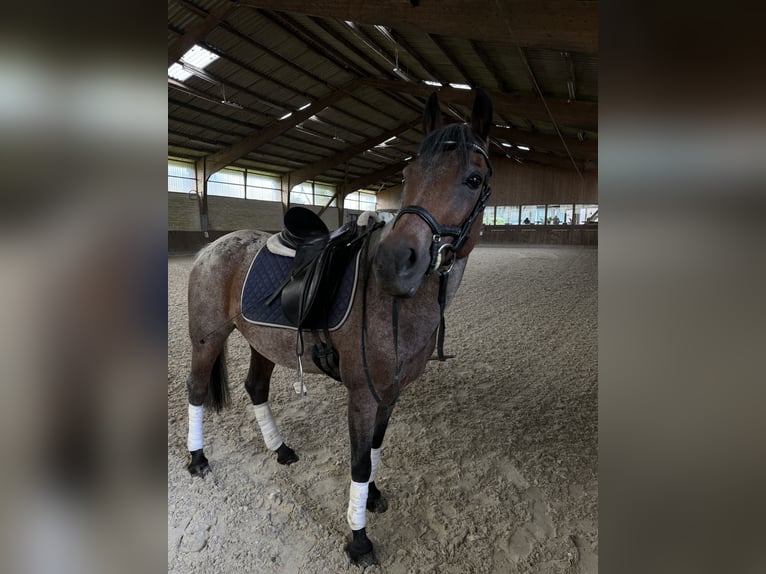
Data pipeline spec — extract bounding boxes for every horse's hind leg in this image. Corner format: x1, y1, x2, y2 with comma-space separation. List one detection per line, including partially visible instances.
186, 331, 232, 476
244, 346, 299, 465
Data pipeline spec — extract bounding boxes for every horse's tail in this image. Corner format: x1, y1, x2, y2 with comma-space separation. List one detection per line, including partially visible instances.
205, 345, 231, 413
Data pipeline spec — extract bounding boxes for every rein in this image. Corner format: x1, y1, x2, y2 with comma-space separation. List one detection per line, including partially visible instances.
361, 139, 493, 406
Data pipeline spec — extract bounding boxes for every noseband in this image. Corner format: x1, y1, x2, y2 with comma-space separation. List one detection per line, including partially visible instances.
393, 141, 493, 274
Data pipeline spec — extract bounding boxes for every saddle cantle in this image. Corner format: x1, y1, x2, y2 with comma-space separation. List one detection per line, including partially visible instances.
270, 207, 361, 329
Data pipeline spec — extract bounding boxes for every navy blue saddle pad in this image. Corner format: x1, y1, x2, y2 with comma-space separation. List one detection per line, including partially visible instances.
241, 245, 362, 330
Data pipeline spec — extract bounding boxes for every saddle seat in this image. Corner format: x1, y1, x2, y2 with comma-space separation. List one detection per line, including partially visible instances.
269, 207, 361, 329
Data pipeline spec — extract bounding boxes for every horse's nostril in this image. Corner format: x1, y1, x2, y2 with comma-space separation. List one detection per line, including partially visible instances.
408, 248, 417, 266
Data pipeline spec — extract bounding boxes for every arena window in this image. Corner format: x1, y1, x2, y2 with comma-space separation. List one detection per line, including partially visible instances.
344, 190, 376, 212
168, 158, 196, 194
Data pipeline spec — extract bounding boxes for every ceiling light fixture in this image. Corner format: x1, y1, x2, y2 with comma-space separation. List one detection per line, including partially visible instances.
449, 83, 471, 90
391, 47, 410, 81
219, 85, 243, 109
501, 142, 513, 148
423, 80, 442, 87
279, 112, 293, 120
298, 102, 311, 110
392, 67, 409, 80
517, 145, 530, 151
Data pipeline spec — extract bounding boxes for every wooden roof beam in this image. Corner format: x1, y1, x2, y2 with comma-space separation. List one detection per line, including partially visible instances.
428, 34, 478, 87
205, 80, 359, 176
360, 78, 597, 131
341, 161, 408, 194
388, 30, 446, 85
493, 126, 597, 160
237, 1, 598, 53
286, 120, 419, 188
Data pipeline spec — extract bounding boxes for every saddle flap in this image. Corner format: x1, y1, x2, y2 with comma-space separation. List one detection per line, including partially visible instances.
281, 222, 359, 328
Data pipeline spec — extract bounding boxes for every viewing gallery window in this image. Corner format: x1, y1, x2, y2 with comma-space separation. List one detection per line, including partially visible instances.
573, 204, 598, 224
521, 205, 547, 225
481, 203, 599, 225
483, 206, 520, 225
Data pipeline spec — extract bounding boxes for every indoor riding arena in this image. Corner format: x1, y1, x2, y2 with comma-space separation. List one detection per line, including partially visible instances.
168, 2, 598, 573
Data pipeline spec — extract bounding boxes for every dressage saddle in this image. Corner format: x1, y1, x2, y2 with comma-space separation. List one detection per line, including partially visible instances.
270, 206, 360, 329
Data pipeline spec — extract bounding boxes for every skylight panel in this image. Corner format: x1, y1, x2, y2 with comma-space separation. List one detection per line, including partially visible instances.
168, 44, 219, 82
182, 45, 219, 68
168, 63, 192, 82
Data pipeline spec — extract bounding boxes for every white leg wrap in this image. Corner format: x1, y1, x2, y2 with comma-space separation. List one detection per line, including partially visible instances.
253, 402, 284, 451
369, 448, 381, 483
347, 481, 369, 531
187, 404, 203, 452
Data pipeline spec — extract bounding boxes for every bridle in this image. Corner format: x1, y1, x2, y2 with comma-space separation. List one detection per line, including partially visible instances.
393, 140, 493, 274
360, 138, 494, 408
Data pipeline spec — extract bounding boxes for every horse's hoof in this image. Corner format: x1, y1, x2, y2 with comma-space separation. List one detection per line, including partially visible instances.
187, 449, 209, 476
345, 529, 377, 567
367, 495, 388, 513
276, 443, 299, 465
347, 547, 378, 568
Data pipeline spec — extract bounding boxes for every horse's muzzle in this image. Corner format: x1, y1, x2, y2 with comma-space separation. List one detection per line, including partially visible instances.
373, 234, 430, 297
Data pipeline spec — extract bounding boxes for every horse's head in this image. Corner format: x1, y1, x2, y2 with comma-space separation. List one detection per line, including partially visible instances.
374, 89, 494, 297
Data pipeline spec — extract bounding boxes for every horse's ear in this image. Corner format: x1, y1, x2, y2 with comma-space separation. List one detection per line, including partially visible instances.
470, 88, 493, 143
422, 92, 443, 135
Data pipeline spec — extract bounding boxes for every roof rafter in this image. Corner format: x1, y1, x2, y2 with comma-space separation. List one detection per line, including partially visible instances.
236, 1, 598, 53
286, 120, 419, 188
428, 34, 477, 87
360, 78, 597, 131
341, 161, 408, 194
205, 80, 360, 176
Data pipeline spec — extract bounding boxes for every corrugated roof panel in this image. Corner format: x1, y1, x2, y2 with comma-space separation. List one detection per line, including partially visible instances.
525, 48, 570, 100
168, 3, 597, 175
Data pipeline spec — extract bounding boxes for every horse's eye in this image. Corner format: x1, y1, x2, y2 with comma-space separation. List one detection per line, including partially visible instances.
465, 173, 483, 190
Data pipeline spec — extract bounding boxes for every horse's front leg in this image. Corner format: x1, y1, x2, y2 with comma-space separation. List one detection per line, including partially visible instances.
366, 403, 394, 513
344, 387, 381, 566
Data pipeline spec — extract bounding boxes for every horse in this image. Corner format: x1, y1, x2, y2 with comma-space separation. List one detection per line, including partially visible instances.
184, 88, 494, 566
